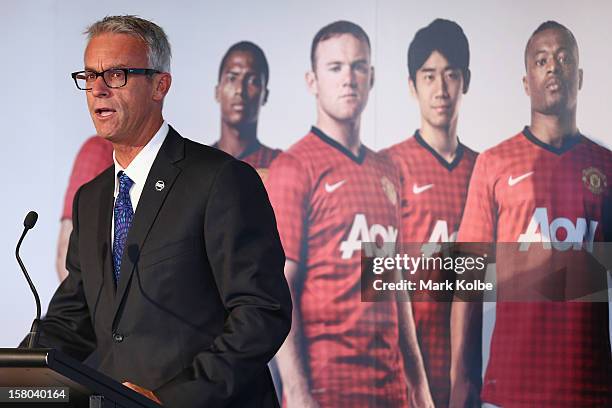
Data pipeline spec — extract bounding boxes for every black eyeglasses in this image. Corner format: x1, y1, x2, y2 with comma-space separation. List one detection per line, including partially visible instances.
71, 68, 160, 90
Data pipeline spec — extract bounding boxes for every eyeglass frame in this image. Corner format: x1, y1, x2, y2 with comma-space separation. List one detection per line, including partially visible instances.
70, 68, 161, 90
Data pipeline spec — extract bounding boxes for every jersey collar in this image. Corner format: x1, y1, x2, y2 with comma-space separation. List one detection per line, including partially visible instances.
522, 126, 583, 155
211, 139, 262, 160
311, 126, 366, 164
414, 129, 465, 171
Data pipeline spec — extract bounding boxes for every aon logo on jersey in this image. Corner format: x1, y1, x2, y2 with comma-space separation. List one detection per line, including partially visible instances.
518, 207, 598, 251
421, 220, 457, 256
340, 214, 398, 259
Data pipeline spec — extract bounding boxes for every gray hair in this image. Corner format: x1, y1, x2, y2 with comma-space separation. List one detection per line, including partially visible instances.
85, 15, 171, 72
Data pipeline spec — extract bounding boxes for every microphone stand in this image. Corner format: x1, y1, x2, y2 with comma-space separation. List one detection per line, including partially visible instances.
16, 212, 41, 348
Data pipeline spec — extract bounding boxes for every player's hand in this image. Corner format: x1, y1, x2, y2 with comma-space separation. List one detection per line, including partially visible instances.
449, 377, 480, 408
285, 391, 321, 408
123, 381, 163, 405
408, 382, 435, 408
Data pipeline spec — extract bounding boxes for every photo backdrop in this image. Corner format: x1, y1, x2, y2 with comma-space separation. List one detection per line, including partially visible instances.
1, 0, 610, 367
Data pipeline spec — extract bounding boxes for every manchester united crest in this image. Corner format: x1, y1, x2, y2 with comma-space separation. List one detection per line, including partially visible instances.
582, 167, 607, 195
381, 176, 398, 206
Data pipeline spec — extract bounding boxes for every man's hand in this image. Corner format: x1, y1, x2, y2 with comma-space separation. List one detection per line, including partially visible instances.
123, 382, 162, 405
285, 391, 321, 408
408, 381, 435, 408
449, 375, 480, 408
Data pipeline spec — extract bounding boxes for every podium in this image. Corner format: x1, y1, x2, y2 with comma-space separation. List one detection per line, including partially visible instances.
0, 348, 161, 407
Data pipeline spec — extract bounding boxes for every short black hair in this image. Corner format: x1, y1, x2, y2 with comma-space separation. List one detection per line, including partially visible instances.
524, 21, 579, 68
310, 20, 371, 70
218, 41, 269, 86
407, 19, 470, 88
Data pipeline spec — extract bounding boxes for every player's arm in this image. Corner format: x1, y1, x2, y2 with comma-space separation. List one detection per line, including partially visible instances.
449, 302, 482, 408
55, 219, 72, 282
450, 154, 495, 408
57, 136, 112, 282
397, 301, 434, 408
265, 152, 319, 407
275, 260, 320, 408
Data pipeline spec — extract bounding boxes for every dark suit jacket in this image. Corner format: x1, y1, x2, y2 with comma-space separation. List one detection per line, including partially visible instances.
36, 126, 292, 407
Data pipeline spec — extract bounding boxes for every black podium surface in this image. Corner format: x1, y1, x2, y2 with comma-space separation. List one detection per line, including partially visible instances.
0, 348, 161, 408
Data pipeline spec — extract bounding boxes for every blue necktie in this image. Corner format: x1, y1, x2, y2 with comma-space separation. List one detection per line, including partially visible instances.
113, 171, 134, 284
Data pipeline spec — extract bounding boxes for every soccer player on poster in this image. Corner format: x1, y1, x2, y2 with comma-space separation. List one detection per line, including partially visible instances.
382, 19, 479, 408
457, 21, 611, 407
213, 41, 281, 180
266, 21, 433, 407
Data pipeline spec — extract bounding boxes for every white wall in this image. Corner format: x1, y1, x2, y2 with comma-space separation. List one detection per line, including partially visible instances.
1, 1, 610, 365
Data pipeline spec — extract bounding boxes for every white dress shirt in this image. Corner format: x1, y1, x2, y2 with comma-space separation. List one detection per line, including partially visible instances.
111, 121, 169, 245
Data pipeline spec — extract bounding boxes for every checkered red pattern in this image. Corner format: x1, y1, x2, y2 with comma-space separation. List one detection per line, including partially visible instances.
266, 127, 409, 407
240, 142, 281, 169
62, 136, 113, 219
458, 128, 612, 407
212, 140, 280, 168
383, 131, 478, 407
212, 141, 280, 182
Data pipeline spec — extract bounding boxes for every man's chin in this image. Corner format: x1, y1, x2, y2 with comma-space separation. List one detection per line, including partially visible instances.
539, 100, 569, 116
94, 129, 117, 142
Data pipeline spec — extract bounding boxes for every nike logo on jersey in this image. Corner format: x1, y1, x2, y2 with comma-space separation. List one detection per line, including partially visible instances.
508, 172, 534, 186
413, 183, 434, 194
325, 180, 346, 193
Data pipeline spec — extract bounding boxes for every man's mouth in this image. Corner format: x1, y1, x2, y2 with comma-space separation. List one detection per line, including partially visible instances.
94, 108, 116, 118
341, 93, 358, 100
433, 105, 451, 113
546, 79, 562, 91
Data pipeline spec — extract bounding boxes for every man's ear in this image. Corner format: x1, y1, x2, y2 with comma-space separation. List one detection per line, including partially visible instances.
214, 83, 220, 103
262, 88, 269, 105
463, 68, 471, 94
305, 70, 318, 96
369, 66, 375, 89
522, 75, 530, 97
578, 68, 583, 91
409, 77, 417, 99
153, 73, 172, 101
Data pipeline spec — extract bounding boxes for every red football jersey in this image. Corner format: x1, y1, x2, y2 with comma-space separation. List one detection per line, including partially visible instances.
212, 140, 281, 181
266, 127, 408, 407
458, 127, 611, 407
383, 131, 478, 407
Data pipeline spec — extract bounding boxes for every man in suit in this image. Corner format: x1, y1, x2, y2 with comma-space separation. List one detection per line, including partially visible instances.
31, 15, 292, 407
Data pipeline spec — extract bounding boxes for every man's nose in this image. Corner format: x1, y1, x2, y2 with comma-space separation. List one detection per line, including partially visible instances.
434, 75, 449, 97
91, 75, 110, 97
344, 67, 357, 88
235, 79, 244, 96
547, 58, 561, 74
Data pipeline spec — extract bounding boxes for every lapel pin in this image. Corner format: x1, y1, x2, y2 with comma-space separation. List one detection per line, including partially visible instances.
155, 180, 165, 191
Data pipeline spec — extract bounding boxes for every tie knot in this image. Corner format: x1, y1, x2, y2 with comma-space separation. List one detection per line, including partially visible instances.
118, 171, 134, 194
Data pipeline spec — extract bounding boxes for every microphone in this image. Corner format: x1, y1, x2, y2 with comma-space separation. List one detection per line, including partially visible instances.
16, 211, 41, 348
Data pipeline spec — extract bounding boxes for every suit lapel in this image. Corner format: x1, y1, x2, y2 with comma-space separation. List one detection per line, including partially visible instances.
112, 127, 184, 324
93, 169, 116, 323
96, 168, 114, 271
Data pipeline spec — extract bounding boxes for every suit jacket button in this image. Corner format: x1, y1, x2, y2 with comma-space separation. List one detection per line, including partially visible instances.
113, 332, 124, 343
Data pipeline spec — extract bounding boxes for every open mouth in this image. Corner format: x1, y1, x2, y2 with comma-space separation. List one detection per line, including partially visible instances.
95, 108, 116, 118
546, 79, 562, 91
